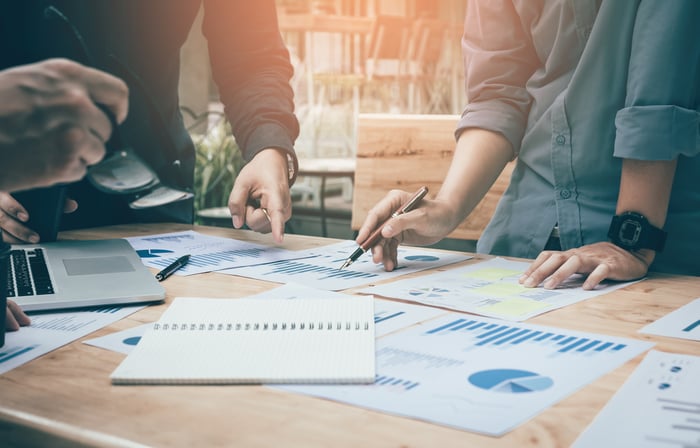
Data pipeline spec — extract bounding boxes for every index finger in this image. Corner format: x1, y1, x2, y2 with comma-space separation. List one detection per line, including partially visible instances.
264, 205, 286, 244
356, 190, 407, 244
258, 191, 288, 244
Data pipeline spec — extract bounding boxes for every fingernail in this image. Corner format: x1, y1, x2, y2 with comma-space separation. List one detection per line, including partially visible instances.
29, 234, 40, 243
523, 277, 537, 288
383, 224, 394, 235
518, 274, 528, 283
17, 212, 29, 222
543, 279, 555, 289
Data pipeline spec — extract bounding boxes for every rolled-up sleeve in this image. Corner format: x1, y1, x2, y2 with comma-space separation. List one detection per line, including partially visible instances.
457, 0, 539, 155
614, 0, 700, 160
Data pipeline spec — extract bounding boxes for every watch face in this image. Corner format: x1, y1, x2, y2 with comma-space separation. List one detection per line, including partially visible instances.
619, 218, 642, 246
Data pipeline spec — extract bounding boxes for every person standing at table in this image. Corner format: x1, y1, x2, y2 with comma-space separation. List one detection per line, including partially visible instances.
0, 0, 299, 245
356, 0, 700, 287
0, 58, 129, 332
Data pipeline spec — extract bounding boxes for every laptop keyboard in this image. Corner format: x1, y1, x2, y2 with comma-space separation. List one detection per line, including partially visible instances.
6, 248, 55, 297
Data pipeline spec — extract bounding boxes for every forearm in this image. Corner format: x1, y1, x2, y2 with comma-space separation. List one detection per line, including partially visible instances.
616, 158, 677, 227
436, 128, 513, 225
614, 158, 677, 265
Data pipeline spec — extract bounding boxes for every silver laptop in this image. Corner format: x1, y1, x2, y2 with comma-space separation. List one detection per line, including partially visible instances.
7, 239, 165, 312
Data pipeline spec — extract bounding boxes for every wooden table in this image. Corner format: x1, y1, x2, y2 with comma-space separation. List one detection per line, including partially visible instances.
1, 223, 698, 447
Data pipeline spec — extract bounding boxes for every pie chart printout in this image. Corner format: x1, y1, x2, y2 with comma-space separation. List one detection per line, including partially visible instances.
468, 369, 554, 393
136, 249, 174, 258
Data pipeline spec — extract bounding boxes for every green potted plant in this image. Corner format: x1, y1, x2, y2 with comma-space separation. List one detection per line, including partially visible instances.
184, 107, 245, 225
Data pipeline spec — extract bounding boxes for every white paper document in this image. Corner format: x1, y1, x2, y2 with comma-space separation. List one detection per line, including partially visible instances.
126, 230, 309, 276
359, 257, 636, 321
0, 305, 144, 374
221, 240, 470, 290
574, 350, 700, 448
640, 298, 700, 341
279, 313, 652, 436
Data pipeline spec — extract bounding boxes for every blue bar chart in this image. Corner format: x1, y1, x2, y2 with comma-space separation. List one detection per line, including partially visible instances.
150, 248, 269, 271
425, 318, 627, 354
0, 305, 143, 375
254, 259, 378, 281
224, 241, 470, 290
0, 345, 38, 365
127, 230, 311, 275
640, 298, 700, 341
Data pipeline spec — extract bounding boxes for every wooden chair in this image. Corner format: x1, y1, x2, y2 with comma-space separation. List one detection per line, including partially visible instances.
362, 15, 411, 111
351, 113, 515, 242
404, 18, 452, 113
365, 15, 411, 82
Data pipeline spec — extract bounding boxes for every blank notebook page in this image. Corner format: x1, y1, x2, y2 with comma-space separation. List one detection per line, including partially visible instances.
110, 296, 375, 384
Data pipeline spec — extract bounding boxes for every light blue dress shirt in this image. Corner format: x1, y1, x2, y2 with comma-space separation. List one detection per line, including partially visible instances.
458, 0, 700, 275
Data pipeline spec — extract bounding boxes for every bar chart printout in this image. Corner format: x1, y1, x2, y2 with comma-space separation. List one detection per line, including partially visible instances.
640, 298, 700, 341
0, 305, 143, 375
278, 313, 652, 436
221, 241, 470, 290
573, 350, 700, 448
126, 230, 311, 276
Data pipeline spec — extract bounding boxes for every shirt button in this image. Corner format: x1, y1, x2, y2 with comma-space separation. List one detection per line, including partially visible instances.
555, 135, 566, 145
560, 189, 571, 199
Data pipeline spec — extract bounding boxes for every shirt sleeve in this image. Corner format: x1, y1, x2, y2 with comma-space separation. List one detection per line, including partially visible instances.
201, 0, 299, 165
456, 0, 539, 155
614, 0, 700, 160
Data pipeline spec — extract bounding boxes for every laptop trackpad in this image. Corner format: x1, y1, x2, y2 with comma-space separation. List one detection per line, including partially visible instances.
63, 256, 135, 275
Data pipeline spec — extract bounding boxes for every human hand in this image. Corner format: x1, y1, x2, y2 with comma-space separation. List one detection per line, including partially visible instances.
519, 242, 653, 290
228, 148, 292, 243
5, 300, 31, 332
356, 189, 461, 271
0, 58, 129, 192
0, 192, 78, 243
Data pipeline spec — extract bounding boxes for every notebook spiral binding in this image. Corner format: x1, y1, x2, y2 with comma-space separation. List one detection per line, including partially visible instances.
154, 321, 371, 331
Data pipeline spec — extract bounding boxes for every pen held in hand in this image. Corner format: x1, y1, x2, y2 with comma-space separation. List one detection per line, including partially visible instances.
155, 254, 191, 281
339, 186, 429, 270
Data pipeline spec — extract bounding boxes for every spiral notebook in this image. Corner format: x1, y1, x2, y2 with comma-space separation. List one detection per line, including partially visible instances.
110, 296, 375, 384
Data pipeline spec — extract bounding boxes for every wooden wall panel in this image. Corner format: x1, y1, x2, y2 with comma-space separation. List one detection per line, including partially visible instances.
351, 113, 514, 241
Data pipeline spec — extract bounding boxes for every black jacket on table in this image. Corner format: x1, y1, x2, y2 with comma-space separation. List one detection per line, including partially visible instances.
0, 0, 299, 227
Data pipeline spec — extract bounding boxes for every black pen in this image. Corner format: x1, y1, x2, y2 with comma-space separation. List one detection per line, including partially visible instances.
340, 186, 429, 270
155, 254, 190, 281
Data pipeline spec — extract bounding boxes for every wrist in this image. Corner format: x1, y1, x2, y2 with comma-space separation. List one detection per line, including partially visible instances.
607, 211, 667, 253
631, 248, 656, 268
256, 148, 298, 186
